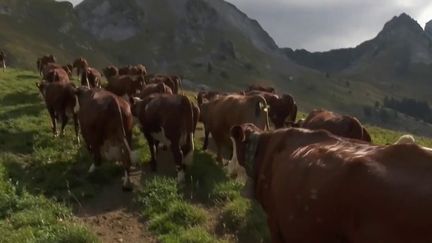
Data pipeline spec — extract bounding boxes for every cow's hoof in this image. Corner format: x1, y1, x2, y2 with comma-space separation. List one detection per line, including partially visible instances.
177, 170, 185, 184
122, 184, 133, 192
240, 177, 255, 199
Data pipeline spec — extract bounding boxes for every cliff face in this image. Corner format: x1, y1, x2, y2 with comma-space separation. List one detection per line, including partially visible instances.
284, 13, 432, 81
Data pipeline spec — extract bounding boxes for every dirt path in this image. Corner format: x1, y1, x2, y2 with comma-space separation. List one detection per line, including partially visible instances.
74, 171, 156, 243
72, 127, 224, 243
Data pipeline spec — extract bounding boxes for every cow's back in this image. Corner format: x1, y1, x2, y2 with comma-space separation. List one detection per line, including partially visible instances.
256, 129, 432, 242
303, 110, 365, 141
203, 94, 268, 148
78, 91, 127, 143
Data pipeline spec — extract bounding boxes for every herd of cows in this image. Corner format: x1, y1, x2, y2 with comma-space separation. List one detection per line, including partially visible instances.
20, 54, 432, 242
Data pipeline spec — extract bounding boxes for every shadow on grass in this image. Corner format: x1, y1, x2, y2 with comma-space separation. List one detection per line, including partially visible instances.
0, 129, 35, 154
216, 197, 270, 243
0, 103, 44, 120
1, 146, 123, 205
0, 91, 40, 106
16, 74, 40, 80
184, 150, 228, 203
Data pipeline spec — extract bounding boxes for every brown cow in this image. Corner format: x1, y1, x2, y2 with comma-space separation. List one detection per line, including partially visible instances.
118, 65, 132, 75
118, 64, 147, 76
131, 64, 147, 76
37, 55, 56, 76
138, 82, 173, 99
43, 67, 70, 84
36, 81, 79, 140
229, 123, 432, 243
147, 74, 182, 94
298, 109, 372, 142
147, 75, 176, 94
0, 51, 6, 72
246, 91, 297, 128
106, 75, 145, 99
72, 57, 88, 77
81, 67, 102, 88
74, 87, 137, 190
196, 91, 229, 106
199, 94, 270, 162
103, 65, 119, 79
246, 84, 275, 93
62, 64, 73, 78
196, 90, 244, 150
131, 94, 196, 182
42, 63, 72, 80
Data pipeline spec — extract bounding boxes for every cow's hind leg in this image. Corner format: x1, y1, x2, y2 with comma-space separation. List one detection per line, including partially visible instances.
88, 148, 102, 173
144, 132, 158, 172
202, 127, 210, 151
120, 138, 133, 191
73, 113, 80, 144
171, 141, 185, 183
182, 133, 194, 166
59, 112, 69, 137
48, 108, 58, 137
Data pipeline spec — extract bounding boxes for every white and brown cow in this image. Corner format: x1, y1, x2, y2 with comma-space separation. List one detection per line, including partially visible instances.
131, 94, 196, 182
228, 123, 432, 243
106, 75, 145, 100
246, 90, 297, 128
74, 87, 138, 190
199, 94, 270, 163
299, 109, 372, 143
80, 67, 102, 88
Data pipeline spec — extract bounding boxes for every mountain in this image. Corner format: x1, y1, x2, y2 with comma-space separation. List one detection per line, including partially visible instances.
0, 0, 113, 68
284, 13, 432, 83
426, 19, 432, 39
0, 0, 314, 90
74, 0, 302, 87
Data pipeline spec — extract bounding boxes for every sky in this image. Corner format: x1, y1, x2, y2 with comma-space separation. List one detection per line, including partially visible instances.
65, 0, 432, 51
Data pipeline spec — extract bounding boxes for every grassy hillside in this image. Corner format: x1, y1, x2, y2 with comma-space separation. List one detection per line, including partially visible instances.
1, 69, 432, 242
0, 69, 99, 242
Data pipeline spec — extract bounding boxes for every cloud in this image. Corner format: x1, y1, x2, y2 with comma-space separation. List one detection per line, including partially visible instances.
228, 0, 432, 51
60, 0, 432, 51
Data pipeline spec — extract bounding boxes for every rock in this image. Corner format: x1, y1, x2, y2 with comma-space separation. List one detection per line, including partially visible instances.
425, 20, 432, 39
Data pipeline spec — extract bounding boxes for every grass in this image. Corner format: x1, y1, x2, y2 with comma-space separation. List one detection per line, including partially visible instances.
2, 68, 432, 242
0, 159, 97, 243
366, 125, 432, 147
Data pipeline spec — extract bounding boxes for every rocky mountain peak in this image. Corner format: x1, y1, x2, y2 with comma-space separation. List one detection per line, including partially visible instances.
425, 19, 432, 39
380, 13, 424, 37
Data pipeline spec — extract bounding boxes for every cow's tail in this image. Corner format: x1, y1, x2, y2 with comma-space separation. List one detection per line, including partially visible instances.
349, 117, 364, 141
113, 98, 136, 189
113, 99, 133, 165
179, 77, 184, 95
362, 127, 372, 143
181, 96, 195, 165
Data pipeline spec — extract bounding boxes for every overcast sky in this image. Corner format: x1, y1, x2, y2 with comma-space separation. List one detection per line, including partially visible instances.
65, 0, 432, 51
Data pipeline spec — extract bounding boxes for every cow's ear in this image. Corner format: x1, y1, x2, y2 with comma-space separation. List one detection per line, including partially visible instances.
231, 125, 246, 143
